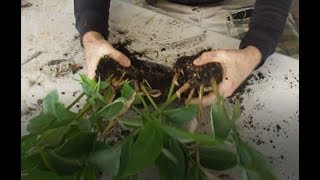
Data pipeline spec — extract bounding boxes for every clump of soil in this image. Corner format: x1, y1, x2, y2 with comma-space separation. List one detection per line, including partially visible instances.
173, 48, 223, 88
96, 42, 223, 103
95, 42, 173, 102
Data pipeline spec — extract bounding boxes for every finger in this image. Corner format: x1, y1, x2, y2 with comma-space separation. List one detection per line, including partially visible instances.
217, 80, 235, 98
108, 49, 131, 67
86, 60, 97, 79
193, 50, 227, 66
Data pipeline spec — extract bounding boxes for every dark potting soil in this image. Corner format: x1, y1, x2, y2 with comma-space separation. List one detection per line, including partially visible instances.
95, 42, 173, 103
173, 48, 223, 88
96, 42, 223, 102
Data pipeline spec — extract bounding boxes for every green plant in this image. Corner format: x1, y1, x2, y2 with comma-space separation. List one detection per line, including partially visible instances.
21, 74, 276, 180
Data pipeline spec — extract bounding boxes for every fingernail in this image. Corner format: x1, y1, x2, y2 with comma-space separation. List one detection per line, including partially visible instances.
193, 59, 199, 65
125, 60, 131, 67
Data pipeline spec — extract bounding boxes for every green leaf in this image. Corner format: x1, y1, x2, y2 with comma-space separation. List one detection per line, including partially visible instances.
43, 90, 76, 121
89, 142, 122, 176
119, 117, 143, 127
210, 101, 233, 138
156, 139, 185, 180
80, 165, 98, 180
26, 113, 55, 134
95, 141, 111, 150
27, 91, 76, 134
40, 149, 82, 174
163, 104, 198, 126
37, 127, 66, 148
186, 164, 204, 180
97, 97, 126, 120
55, 131, 97, 158
22, 170, 60, 180
157, 123, 218, 145
199, 145, 238, 171
22, 153, 42, 172
80, 74, 97, 95
122, 121, 163, 176
236, 139, 276, 180
77, 118, 92, 131
117, 136, 134, 176
21, 135, 37, 158
121, 82, 140, 105
113, 174, 138, 180
60, 174, 78, 180
231, 100, 241, 122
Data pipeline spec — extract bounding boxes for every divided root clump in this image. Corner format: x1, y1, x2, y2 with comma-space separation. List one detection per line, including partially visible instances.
95, 43, 223, 105
173, 49, 223, 102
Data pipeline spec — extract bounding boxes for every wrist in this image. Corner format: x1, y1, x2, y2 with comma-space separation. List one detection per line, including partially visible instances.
242, 46, 262, 68
83, 31, 105, 47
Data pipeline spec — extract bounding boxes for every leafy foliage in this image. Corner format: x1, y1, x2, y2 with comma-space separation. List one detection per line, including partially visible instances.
21, 75, 276, 179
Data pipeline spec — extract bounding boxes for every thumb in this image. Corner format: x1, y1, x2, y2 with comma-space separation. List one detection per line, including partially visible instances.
108, 49, 131, 67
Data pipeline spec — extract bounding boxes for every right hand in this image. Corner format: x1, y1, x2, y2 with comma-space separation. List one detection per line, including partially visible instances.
82, 31, 131, 79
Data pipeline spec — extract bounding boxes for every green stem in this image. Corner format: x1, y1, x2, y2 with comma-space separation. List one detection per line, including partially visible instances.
159, 93, 177, 112
67, 92, 85, 110
138, 94, 150, 111
131, 105, 141, 114
74, 102, 91, 121
180, 142, 196, 165
140, 84, 158, 110
100, 120, 118, 140
166, 78, 176, 102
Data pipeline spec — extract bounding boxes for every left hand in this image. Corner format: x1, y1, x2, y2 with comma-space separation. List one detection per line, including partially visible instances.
188, 46, 262, 107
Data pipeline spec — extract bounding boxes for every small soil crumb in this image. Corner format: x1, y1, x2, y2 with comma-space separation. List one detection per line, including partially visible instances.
257, 72, 265, 80
22, 3, 33, 8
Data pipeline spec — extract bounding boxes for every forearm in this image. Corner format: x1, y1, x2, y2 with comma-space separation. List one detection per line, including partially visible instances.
239, 0, 292, 68
74, 0, 111, 45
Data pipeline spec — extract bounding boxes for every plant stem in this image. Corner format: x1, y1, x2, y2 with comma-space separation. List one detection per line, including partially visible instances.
99, 120, 118, 140
140, 84, 158, 110
74, 102, 91, 121
196, 145, 200, 165
138, 94, 150, 111
131, 105, 141, 114
180, 142, 196, 165
166, 75, 177, 102
67, 92, 85, 110
159, 93, 177, 112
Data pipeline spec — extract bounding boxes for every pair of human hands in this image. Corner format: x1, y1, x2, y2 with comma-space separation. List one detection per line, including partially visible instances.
83, 31, 262, 106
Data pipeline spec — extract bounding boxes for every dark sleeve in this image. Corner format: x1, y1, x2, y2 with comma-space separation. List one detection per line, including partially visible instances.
74, 0, 111, 45
239, 0, 292, 68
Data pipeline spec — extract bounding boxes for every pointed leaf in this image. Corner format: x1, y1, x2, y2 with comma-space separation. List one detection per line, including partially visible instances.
236, 140, 276, 180
121, 82, 140, 105
97, 97, 126, 119
122, 121, 163, 176
231, 100, 241, 122
26, 113, 55, 134
199, 145, 238, 170
37, 127, 66, 148
163, 104, 198, 125
89, 143, 121, 176
156, 139, 185, 180
55, 131, 97, 158
210, 101, 233, 138
119, 117, 143, 127
40, 149, 82, 174
157, 123, 218, 145
22, 170, 59, 180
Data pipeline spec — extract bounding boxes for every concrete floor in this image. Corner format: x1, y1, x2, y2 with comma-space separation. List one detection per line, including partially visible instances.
21, 0, 299, 179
